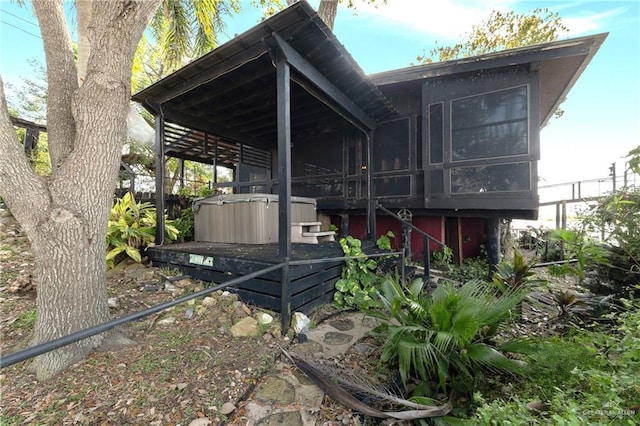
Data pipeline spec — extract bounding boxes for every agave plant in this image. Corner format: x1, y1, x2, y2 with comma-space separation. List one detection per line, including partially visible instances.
371, 276, 534, 396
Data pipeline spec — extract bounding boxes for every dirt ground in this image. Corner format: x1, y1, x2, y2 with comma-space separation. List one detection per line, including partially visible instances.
0, 214, 355, 425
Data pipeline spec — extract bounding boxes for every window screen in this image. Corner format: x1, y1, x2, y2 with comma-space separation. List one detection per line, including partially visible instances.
451, 162, 530, 193
373, 118, 409, 172
451, 86, 528, 161
429, 103, 444, 164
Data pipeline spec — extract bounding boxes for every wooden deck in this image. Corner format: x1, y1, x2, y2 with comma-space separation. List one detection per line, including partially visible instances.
145, 241, 367, 326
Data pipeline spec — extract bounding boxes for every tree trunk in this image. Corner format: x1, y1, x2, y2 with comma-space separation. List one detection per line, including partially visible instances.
76, 0, 92, 84
0, 0, 161, 380
318, 0, 339, 30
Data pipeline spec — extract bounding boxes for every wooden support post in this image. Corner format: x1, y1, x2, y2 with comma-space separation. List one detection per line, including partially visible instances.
276, 53, 292, 259
280, 258, 291, 335
486, 217, 500, 279
561, 200, 567, 229
155, 113, 165, 245
365, 131, 376, 241
179, 159, 185, 189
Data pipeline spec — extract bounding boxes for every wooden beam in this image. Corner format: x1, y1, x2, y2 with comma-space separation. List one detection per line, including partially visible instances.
162, 109, 259, 149
155, 114, 166, 245
271, 33, 377, 131
136, 46, 269, 106
277, 55, 292, 259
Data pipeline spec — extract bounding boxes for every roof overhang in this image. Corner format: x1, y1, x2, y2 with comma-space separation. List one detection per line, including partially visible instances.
370, 33, 608, 127
132, 0, 396, 156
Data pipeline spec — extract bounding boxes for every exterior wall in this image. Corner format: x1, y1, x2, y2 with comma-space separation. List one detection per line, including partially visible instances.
331, 213, 486, 261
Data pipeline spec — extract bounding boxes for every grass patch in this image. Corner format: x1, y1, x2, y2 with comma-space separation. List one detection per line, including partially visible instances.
8, 308, 36, 331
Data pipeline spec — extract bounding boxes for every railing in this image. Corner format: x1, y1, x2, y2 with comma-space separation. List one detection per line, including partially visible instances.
0, 251, 404, 369
370, 199, 448, 282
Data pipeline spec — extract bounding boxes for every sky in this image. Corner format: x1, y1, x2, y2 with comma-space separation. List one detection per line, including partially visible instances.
1, 0, 639, 194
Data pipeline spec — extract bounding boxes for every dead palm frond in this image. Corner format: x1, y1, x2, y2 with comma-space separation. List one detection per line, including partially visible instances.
281, 348, 452, 420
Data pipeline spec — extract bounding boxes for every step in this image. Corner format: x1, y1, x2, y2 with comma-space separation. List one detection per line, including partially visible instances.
291, 230, 336, 244
291, 221, 322, 234
303, 231, 335, 243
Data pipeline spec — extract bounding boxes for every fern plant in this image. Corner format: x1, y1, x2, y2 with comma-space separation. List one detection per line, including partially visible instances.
106, 192, 178, 268
371, 276, 534, 397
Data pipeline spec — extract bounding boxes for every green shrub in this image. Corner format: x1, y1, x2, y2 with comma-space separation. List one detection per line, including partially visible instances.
106, 192, 178, 268
547, 228, 610, 283
470, 301, 640, 424
174, 207, 194, 242
333, 236, 380, 310
372, 276, 534, 397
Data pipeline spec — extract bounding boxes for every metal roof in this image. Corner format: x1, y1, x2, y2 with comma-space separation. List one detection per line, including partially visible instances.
132, 0, 396, 161
370, 33, 608, 128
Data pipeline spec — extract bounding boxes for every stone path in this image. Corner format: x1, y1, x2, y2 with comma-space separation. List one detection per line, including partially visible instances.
228, 312, 379, 425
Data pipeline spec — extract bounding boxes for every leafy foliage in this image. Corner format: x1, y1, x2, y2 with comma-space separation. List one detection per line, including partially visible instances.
420, 8, 568, 63
372, 277, 533, 397
173, 207, 194, 242
492, 249, 542, 294
333, 236, 381, 310
471, 300, 640, 424
578, 188, 640, 293
547, 228, 610, 283
106, 193, 178, 268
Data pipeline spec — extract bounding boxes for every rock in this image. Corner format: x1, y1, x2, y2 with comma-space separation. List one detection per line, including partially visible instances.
174, 278, 192, 287
256, 411, 303, 426
262, 332, 273, 342
329, 317, 354, 331
234, 301, 249, 318
107, 297, 120, 308
157, 317, 176, 325
184, 308, 194, 319
220, 291, 237, 301
256, 312, 274, 326
255, 376, 296, 404
202, 296, 217, 307
164, 282, 179, 294
291, 312, 310, 334
323, 331, 353, 345
230, 317, 259, 337
219, 402, 236, 415
188, 418, 212, 426
526, 399, 549, 414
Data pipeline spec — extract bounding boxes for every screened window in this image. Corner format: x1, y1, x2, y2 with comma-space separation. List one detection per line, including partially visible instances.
451, 162, 530, 193
373, 118, 409, 172
451, 86, 528, 161
429, 103, 444, 164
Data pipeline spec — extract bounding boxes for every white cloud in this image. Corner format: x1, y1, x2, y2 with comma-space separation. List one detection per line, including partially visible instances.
333, 0, 626, 41
562, 7, 627, 35
339, 0, 518, 40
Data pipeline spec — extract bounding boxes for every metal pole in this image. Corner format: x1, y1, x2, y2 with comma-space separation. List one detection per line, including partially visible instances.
0, 263, 285, 369
423, 235, 431, 284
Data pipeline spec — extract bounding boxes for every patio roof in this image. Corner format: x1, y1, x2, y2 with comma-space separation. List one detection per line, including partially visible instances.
132, 0, 396, 162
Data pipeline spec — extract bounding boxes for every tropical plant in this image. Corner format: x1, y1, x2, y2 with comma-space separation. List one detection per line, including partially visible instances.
106, 192, 178, 268
577, 169, 640, 293
547, 228, 610, 283
173, 206, 194, 242
492, 248, 542, 294
371, 276, 533, 397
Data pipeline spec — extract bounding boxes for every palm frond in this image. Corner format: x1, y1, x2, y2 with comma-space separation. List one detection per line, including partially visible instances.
466, 342, 526, 375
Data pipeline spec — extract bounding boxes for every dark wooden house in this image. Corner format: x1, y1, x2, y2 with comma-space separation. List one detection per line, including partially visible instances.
132, 1, 605, 325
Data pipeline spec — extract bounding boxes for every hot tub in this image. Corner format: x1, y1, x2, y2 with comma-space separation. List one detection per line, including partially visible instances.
193, 194, 317, 244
